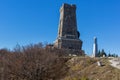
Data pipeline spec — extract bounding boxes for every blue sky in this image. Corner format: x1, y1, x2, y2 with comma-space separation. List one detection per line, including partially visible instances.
0, 0, 120, 56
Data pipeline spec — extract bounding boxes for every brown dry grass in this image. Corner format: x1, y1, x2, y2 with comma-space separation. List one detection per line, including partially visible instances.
64, 57, 120, 80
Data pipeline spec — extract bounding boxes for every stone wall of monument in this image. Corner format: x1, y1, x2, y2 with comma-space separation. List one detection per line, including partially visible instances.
54, 3, 82, 51
58, 3, 78, 39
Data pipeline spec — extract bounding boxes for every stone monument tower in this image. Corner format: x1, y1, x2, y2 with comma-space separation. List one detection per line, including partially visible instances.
92, 37, 98, 57
54, 3, 82, 50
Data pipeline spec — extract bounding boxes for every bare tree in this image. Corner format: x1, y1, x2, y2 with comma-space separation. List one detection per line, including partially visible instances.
0, 43, 69, 80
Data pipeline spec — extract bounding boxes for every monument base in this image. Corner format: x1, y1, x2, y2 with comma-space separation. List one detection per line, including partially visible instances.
54, 37, 82, 50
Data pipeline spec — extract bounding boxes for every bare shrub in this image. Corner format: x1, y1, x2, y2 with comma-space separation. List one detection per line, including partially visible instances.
0, 43, 69, 80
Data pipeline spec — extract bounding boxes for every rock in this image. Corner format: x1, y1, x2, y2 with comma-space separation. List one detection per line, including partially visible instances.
97, 61, 102, 66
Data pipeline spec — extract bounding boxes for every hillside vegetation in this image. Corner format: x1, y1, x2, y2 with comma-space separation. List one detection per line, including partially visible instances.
64, 57, 120, 80
0, 43, 70, 80
0, 43, 120, 80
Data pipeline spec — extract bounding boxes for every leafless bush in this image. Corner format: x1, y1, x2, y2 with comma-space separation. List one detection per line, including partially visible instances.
0, 43, 69, 80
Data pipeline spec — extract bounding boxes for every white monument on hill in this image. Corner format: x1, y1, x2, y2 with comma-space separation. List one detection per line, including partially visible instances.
92, 37, 98, 57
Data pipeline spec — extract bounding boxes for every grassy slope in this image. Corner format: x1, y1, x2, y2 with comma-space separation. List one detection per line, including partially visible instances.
63, 57, 120, 80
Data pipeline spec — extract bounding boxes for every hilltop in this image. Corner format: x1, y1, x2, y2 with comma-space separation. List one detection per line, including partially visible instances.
0, 43, 120, 80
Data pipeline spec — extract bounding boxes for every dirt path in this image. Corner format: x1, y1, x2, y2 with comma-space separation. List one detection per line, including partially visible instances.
109, 58, 120, 69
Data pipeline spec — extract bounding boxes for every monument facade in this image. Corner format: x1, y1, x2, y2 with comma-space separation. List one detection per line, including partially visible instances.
54, 3, 82, 50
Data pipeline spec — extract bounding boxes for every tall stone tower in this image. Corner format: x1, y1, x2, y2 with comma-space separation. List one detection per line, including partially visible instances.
54, 3, 82, 50
92, 37, 98, 57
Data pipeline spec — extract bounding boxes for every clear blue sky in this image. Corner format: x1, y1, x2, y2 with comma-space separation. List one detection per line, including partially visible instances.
0, 0, 120, 56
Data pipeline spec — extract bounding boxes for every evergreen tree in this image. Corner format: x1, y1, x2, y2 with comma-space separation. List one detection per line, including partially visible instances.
116, 54, 118, 57
97, 49, 118, 58
97, 50, 101, 57
98, 49, 107, 57
101, 49, 107, 57
108, 53, 111, 57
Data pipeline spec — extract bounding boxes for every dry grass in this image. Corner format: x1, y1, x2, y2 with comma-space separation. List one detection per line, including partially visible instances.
64, 57, 120, 80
